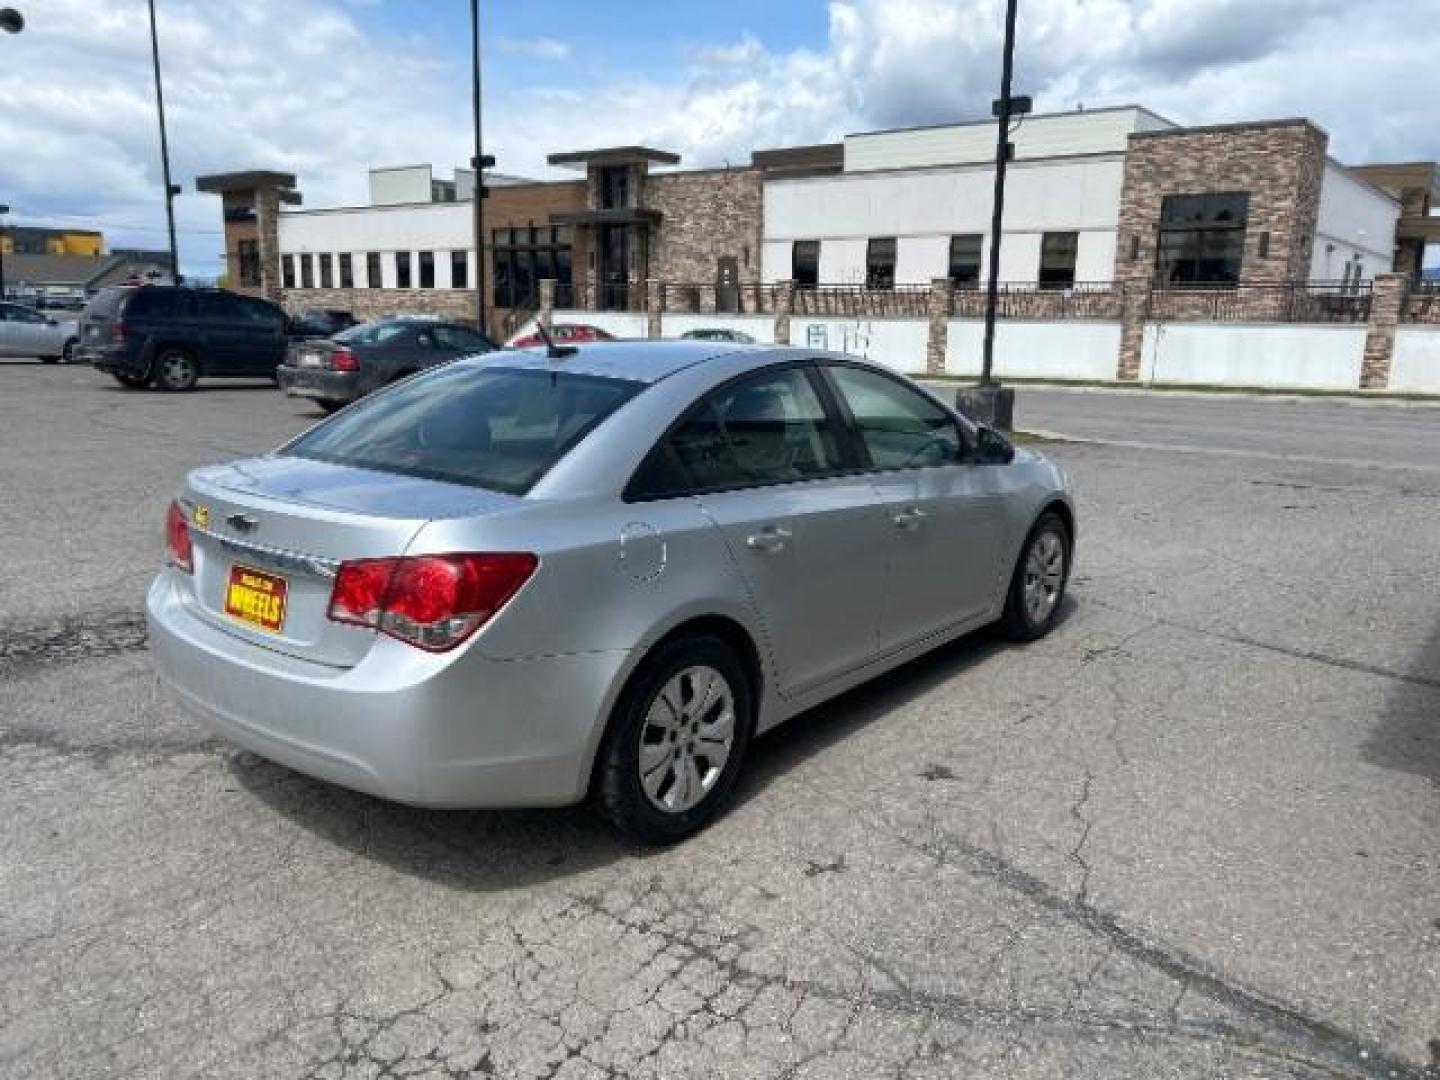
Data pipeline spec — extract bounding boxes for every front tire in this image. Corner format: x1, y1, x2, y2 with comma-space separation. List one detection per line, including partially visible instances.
596, 635, 753, 844
1000, 512, 1071, 641
155, 348, 199, 392
62, 338, 77, 364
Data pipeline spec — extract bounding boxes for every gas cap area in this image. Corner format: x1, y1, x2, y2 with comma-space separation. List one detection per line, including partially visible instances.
618, 522, 666, 581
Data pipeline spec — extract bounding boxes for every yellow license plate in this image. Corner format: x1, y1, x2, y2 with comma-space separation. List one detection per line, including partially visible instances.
224, 564, 288, 633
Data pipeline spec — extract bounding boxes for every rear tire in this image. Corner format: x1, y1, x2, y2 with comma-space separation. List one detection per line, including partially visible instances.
316, 400, 344, 415
1000, 512, 1071, 641
62, 338, 77, 364
155, 348, 199, 392
596, 635, 753, 844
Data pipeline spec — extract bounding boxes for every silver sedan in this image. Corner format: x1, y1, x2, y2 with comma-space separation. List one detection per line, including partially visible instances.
147, 342, 1075, 841
0, 302, 78, 362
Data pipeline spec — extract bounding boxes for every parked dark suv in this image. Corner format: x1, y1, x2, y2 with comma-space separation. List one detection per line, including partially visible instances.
77, 285, 289, 391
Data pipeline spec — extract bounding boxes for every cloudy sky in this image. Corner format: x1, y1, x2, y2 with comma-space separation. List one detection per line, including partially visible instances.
0, 0, 1434, 277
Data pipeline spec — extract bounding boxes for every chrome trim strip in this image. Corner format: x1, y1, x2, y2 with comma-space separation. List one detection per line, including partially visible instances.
189, 524, 340, 579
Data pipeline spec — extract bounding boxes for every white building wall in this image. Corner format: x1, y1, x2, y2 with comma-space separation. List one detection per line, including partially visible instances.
945, 321, 1122, 380
279, 203, 472, 260
1390, 328, 1440, 392
1311, 162, 1400, 281
763, 156, 1125, 285
368, 166, 434, 206
843, 107, 1172, 172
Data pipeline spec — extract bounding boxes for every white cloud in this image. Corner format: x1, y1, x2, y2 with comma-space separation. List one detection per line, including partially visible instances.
1, 0, 1436, 277
496, 36, 572, 61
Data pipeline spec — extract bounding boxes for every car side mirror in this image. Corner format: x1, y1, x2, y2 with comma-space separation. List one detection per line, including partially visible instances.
974, 426, 1015, 465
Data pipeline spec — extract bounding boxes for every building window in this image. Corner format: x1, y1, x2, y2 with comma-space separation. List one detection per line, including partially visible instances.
338, 253, 353, 289
419, 251, 435, 289
792, 241, 819, 287
1155, 192, 1249, 285
396, 251, 412, 289
237, 240, 261, 288
948, 234, 982, 288
599, 166, 629, 210
319, 253, 333, 289
866, 238, 896, 290
1039, 232, 1079, 289
492, 225, 572, 308
300, 253, 314, 289
281, 253, 295, 290
451, 250, 468, 290
366, 252, 381, 289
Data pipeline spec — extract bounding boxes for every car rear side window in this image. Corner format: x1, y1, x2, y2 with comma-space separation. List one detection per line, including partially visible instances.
282, 365, 643, 495
629, 366, 847, 499
131, 289, 194, 320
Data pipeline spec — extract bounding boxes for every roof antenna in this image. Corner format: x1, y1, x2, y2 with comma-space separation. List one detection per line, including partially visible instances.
532, 319, 576, 360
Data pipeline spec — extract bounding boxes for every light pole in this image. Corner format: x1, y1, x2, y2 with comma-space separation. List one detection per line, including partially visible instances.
146, 0, 182, 284
960, 0, 1027, 431
0, 204, 9, 302
468, 0, 493, 336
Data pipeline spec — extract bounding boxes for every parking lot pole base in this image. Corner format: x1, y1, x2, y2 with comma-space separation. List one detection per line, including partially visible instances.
954, 383, 1015, 432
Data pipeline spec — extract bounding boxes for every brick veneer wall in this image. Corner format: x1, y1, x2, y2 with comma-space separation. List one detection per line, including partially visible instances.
644, 168, 763, 285
1112, 119, 1329, 378
278, 288, 476, 324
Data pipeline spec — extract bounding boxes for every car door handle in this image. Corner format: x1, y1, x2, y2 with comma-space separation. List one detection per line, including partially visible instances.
745, 526, 792, 552
892, 506, 928, 529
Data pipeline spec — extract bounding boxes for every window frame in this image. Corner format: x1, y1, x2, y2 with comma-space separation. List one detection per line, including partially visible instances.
318, 253, 334, 290
395, 251, 412, 290
1155, 192, 1250, 285
865, 237, 897, 291
281, 254, 296, 290
816, 360, 972, 473
237, 239, 261, 288
623, 360, 864, 503
792, 240, 820, 288
418, 250, 435, 289
1038, 231, 1079, 290
948, 234, 983, 288
451, 249, 468, 290
338, 253, 354, 290
365, 252, 381, 289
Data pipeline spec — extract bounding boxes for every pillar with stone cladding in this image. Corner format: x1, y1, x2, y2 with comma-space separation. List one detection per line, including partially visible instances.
774, 280, 795, 345
1360, 273, 1408, 390
254, 187, 283, 302
926, 277, 953, 374
1116, 282, 1148, 382
538, 279, 554, 330
646, 279, 662, 339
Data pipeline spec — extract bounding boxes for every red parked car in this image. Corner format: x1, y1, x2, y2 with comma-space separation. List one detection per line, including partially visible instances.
507, 323, 615, 348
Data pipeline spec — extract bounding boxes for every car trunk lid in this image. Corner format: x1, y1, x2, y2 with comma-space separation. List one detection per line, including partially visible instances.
179, 455, 519, 667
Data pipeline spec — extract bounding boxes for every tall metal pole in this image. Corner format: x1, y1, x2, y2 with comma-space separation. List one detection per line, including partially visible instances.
147, 0, 180, 284
469, 0, 487, 336
980, 0, 1019, 386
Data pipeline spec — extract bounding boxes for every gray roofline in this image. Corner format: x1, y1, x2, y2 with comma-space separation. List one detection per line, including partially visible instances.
368, 164, 435, 174
844, 104, 1178, 141
1129, 116, 1328, 140
547, 146, 681, 166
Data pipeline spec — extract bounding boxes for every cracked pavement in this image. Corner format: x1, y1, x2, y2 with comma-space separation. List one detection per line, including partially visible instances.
1, 367, 1437, 1078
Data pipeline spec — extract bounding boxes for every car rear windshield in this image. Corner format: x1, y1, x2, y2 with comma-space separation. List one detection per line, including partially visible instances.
281, 363, 644, 495
334, 321, 414, 345
83, 288, 129, 319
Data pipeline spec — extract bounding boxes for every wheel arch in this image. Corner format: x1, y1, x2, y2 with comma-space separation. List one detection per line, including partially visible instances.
580, 611, 766, 800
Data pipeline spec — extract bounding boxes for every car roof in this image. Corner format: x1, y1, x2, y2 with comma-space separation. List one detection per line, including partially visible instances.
486, 339, 759, 385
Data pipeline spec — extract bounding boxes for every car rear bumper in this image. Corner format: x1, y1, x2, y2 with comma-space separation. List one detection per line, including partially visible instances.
81, 345, 144, 374
146, 570, 630, 808
277, 364, 359, 403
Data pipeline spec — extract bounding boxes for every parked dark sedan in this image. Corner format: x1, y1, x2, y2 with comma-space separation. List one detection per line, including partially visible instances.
277, 318, 496, 412
288, 308, 358, 340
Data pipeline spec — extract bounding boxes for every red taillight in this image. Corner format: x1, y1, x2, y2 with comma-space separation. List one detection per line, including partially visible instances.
329, 346, 359, 372
166, 501, 193, 573
327, 553, 537, 652
111, 321, 127, 344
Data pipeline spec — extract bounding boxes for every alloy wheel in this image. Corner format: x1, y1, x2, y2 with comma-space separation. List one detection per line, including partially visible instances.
1023, 529, 1066, 625
638, 665, 736, 814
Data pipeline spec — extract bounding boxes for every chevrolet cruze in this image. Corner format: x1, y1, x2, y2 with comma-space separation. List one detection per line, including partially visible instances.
147, 342, 1075, 841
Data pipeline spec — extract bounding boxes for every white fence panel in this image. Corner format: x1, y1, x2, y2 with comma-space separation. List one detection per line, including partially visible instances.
789, 318, 928, 373
945, 320, 1120, 380
1390, 328, 1440, 393
1139, 323, 1365, 390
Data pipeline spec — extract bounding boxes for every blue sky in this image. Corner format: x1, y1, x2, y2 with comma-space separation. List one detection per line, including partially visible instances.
1, 0, 1436, 277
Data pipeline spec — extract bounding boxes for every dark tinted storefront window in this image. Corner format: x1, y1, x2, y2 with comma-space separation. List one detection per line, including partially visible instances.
281, 253, 295, 290
1156, 192, 1249, 284
237, 240, 261, 287
338, 253, 353, 289
419, 251, 435, 289
451, 250, 468, 289
792, 240, 819, 287
1039, 232, 1078, 289
319, 253, 333, 289
948, 234, 982, 288
300, 254, 314, 290
396, 251, 412, 290
492, 225, 573, 309
865, 238, 896, 290
366, 252, 381, 289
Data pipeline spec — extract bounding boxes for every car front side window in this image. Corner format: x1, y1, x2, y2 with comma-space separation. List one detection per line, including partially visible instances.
825, 364, 963, 470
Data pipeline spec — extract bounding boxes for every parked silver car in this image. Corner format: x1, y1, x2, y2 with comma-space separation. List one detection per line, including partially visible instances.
0, 302, 77, 362
148, 342, 1075, 841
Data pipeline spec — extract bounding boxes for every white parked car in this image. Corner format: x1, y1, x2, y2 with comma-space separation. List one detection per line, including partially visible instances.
0, 302, 78, 363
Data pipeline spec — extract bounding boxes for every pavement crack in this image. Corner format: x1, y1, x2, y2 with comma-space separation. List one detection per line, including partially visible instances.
0, 609, 148, 675
1067, 772, 1095, 905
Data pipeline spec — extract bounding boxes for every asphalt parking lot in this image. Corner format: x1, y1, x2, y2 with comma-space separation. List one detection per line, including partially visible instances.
2, 361, 1437, 1079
